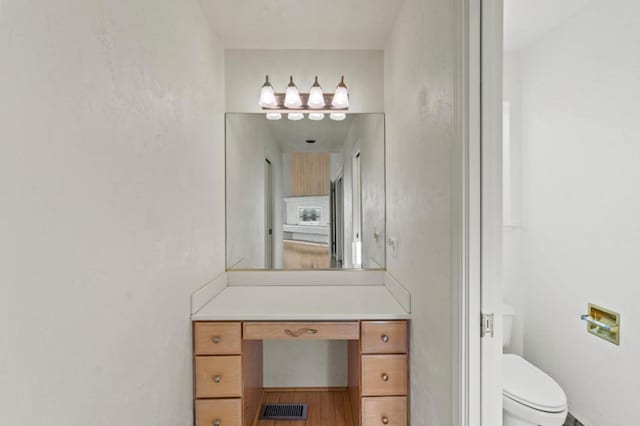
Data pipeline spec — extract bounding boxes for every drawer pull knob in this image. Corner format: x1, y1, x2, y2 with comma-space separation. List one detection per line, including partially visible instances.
212, 336, 221, 344
214, 419, 221, 426
381, 334, 390, 343
381, 373, 389, 382
285, 328, 319, 338
213, 374, 222, 383
382, 416, 390, 425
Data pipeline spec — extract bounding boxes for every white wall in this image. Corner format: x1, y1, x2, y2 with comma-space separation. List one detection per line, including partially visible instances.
502, 53, 525, 356
0, 1, 225, 425
384, 0, 457, 424
507, 1, 640, 424
226, 114, 283, 269
341, 114, 386, 268
263, 341, 348, 388
225, 49, 385, 113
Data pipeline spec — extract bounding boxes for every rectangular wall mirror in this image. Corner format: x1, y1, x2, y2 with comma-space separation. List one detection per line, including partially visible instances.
226, 113, 385, 270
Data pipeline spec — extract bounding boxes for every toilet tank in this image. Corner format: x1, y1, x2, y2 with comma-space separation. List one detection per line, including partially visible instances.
503, 304, 515, 349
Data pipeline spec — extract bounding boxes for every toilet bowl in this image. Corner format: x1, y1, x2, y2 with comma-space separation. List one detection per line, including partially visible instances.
503, 354, 568, 426
503, 304, 568, 426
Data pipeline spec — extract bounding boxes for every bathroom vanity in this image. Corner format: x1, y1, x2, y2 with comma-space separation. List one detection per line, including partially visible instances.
192, 285, 410, 426
198, 112, 410, 424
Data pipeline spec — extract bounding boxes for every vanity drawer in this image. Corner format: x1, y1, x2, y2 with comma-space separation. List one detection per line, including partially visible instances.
195, 356, 242, 398
195, 398, 242, 426
362, 397, 407, 426
362, 355, 408, 396
243, 321, 359, 340
194, 322, 242, 355
361, 321, 408, 354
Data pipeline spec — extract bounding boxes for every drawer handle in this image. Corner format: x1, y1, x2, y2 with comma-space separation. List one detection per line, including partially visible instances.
382, 416, 390, 425
285, 328, 319, 338
381, 373, 389, 382
213, 374, 222, 383
211, 336, 221, 344
381, 334, 390, 343
214, 419, 221, 426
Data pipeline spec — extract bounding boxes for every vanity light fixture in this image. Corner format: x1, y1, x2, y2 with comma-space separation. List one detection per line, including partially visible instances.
266, 112, 282, 121
258, 75, 277, 108
307, 76, 325, 109
331, 76, 350, 109
259, 75, 349, 118
284, 76, 303, 108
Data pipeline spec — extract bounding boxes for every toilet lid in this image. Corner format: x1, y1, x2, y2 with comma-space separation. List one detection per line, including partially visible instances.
503, 354, 567, 412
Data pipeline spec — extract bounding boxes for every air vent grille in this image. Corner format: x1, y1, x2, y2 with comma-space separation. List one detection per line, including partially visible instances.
259, 403, 308, 420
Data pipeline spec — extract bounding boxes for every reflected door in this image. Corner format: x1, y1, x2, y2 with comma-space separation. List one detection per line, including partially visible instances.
352, 152, 362, 267
264, 158, 273, 268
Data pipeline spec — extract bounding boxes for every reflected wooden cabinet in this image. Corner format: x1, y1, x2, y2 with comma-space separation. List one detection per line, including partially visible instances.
290, 152, 330, 197
193, 320, 409, 426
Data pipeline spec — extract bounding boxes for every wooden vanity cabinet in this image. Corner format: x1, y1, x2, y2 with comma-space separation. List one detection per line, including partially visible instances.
193, 320, 409, 426
350, 321, 409, 426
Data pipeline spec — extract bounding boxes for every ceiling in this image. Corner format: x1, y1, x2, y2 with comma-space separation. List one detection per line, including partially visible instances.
266, 115, 352, 153
199, 0, 405, 49
504, 0, 594, 52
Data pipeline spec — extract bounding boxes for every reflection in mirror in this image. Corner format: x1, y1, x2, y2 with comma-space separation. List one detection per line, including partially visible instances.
226, 113, 385, 270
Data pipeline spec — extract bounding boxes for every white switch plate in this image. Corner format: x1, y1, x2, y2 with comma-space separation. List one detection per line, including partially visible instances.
387, 237, 398, 258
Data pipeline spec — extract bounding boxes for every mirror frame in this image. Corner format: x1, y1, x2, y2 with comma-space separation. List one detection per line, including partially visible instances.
224, 112, 387, 272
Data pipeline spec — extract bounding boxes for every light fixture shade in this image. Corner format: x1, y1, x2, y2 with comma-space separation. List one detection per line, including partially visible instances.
309, 112, 325, 121
284, 75, 302, 108
288, 112, 304, 121
307, 76, 325, 109
258, 75, 277, 108
266, 112, 282, 120
331, 76, 350, 108
330, 112, 346, 121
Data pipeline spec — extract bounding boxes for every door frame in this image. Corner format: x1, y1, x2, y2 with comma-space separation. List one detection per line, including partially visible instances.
457, 0, 503, 425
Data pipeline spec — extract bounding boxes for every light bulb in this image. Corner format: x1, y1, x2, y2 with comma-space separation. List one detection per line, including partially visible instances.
309, 113, 325, 121
284, 75, 302, 108
330, 113, 346, 121
288, 112, 304, 121
331, 76, 350, 109
307, 76, 325, 109
266, 112, 282, 120
258, 75, 277, 108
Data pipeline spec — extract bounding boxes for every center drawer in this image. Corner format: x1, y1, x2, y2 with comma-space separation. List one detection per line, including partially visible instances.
361, 354, 408, 397
243, 321, 359, 340
195, 356, 242, 398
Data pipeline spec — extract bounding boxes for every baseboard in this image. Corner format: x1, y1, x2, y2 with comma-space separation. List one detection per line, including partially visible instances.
190, 272, 228, 314
227, 270, 385, 287
384, 272, 411, 313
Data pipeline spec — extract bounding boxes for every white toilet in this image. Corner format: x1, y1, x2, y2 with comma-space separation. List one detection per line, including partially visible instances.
503, 305, 568, 426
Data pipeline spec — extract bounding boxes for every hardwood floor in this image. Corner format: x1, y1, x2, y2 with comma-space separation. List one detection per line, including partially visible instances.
253, 388, 354, 426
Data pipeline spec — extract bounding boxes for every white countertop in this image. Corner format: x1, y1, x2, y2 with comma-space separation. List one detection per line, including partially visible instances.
191, 285, 411, 321
283, 224, 330, 235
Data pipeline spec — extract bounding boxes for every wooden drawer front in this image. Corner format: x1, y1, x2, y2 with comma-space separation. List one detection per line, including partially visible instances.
361, 321, 408, 354
362, 397, 407, 426
362, 355, 408, 396
243, 322, 359, 340
195, 322, 242, 355
195, 356, 242, 398
195, 398, 242, 426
